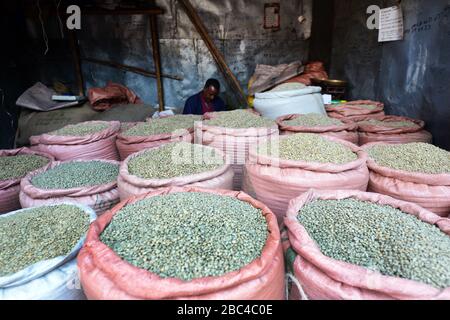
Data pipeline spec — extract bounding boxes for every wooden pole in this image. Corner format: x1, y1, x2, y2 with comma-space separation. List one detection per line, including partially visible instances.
82, 57, 183, 81
67, 30, 84, 96
179, 0, 248, 107
149, 15, 164, 112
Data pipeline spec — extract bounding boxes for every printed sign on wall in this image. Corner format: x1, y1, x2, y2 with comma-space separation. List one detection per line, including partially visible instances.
378, 5, 404, 42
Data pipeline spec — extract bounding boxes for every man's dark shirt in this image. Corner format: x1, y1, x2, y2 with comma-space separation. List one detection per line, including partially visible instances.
183, 92, 226, 115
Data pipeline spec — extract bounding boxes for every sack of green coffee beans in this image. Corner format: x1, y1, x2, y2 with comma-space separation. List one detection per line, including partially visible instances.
118, 122, 138, 133
363, 142, 450, 217
326, 100, 385, 121
356, 115, 433, 145
283, 189, 450, 300
20, 160, 120, 215
78, 186, 285, 299
276, 113, 359, 145
118, 142, 234, 200
30, 121, 120, 161
0, 203, 96, 300
195, 110, 279, 190
0, 148, 54, 214
244, 133, 369, 224
115, 115, 202, 161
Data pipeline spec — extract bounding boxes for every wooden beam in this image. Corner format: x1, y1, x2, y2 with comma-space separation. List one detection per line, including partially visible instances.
179, 0, 248, 107
82, 57, 183, 81
149, 15, 165, 112
67, 30, 84, 96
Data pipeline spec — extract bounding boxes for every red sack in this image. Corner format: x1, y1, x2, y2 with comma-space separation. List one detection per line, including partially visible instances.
0, 148, 54, 214
20, 159, 120, 215
363, 142, 450, 217
284, 189, 450, 300
30, 121, 120, 161
244, 136, 369, 224
326, 100, 385, 121
285, 71, 328, 86
195, 123, 279, 191
116, 126, 194, 161
78, 186, 285, 300
277, 114, 359, 145
117, 146, 234, 200
88, 82, 142, 111
356, 115, 432, 145
305, 61, 325, 72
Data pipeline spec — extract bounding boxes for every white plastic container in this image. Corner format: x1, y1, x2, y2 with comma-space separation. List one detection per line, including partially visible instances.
253, 86, 326, 120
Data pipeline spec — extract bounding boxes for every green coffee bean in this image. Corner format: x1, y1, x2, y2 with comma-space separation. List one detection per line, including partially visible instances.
128, 142, 224, 180
51, 123, 109, 136
0, 204, 90, 276
0, 155, 49, 181
101, 192, 268, 281
298, 198, 450, 288
123, 115, 201, 136
368, 143, 450, 174
205, 110, 275, 129
31, 161, 119, 189
283, 114, 343, 127
258, 133, 357, 164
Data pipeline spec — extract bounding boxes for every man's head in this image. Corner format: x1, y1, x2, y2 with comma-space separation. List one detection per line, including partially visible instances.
202, 78, 221, 102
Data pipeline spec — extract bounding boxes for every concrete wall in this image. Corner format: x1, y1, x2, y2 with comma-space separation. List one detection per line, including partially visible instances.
28, 0, 313, 110
330, 0, 450, 150
0, 0, 313, 149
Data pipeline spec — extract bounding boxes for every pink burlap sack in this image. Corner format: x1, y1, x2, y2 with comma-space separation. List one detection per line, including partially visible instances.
88, 82, 142, 112
30, 121, 120, 161
284, 189, 450, 300
20, 160, 120, 215
356, 116, 433, 145
116, 125, 194, 161
195, 121, 279, 191
117, 146, 234, 200
0, 148, 54, 214
363, 142, 450, 217
277, 114, 359, 145
119, 122, 138, 133
78, 186, 285, 300
245, 136, 369, 224
326, 100, 385, 121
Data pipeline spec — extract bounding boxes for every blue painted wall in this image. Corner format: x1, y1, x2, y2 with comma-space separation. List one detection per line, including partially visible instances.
330, 0, 450, 150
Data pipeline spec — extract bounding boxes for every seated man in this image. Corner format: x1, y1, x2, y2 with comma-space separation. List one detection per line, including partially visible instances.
183, 78, 226, 115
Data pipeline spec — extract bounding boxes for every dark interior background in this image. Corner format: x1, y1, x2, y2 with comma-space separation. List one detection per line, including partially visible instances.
1, 0, 449, 150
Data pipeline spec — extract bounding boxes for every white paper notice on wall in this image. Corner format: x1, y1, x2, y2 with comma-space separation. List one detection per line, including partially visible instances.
378, 6, 404, 42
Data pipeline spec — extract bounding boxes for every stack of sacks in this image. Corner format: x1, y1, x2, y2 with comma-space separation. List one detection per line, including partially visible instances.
326, 100, 385, 122
283, 62, 328, 86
